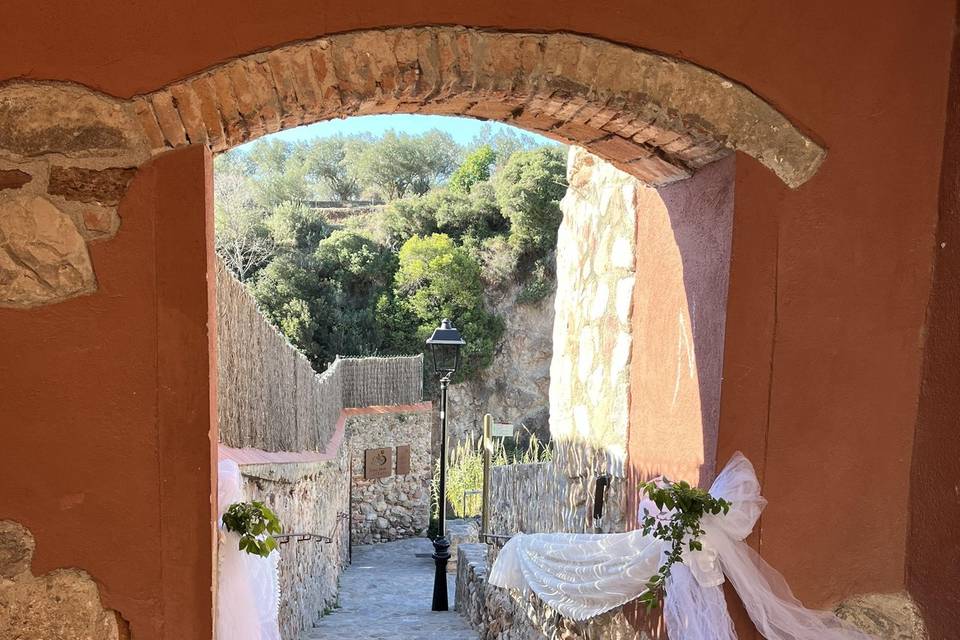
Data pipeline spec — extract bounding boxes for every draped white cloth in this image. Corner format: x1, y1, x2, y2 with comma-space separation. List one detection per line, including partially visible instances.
216, 460, 281, 640
489, 452, 876, 640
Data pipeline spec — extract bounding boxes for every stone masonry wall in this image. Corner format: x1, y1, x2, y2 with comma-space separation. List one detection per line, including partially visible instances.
551, 148, 636, 459
346, 405, 433, 545
486, 444, 625, 538
240, 460, 350, 640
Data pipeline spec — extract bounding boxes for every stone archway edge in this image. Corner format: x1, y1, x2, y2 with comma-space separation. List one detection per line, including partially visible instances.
131, 27, 826, 187
0, 26, 826, 308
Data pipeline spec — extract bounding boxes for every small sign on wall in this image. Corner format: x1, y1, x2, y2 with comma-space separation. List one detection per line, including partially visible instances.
491, 422, 514, 438
396, 445, 411, 475
364, 447, 393, 480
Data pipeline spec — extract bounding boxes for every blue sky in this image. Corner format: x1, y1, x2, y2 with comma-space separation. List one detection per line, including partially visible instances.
235, 113, 557, 149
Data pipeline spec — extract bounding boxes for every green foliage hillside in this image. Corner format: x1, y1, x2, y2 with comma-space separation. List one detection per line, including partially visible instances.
214, 124, 567, 381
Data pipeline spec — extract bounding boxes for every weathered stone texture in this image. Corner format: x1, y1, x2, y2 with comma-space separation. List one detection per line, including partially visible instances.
0, 521, 34, 580
551, 149, 636, 457
0, 520, 123, 640
347, 408, 433, 545
0, 195, 96, 307
446, 518, 479, 574
48, 166, 137, 205
0, 169, 31, 190
487, 442, 625, 538
834, 593, 928, 640
0, 83, 146, 161
448, 284, 554, 445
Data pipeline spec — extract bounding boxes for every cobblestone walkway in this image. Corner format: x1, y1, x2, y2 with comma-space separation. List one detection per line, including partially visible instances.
305, 538, 478, 640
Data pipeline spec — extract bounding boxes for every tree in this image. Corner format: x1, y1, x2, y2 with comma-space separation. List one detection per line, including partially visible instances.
302, 134, 369, 201
449, 145, 496, 194
354, 129, 460, 200
394, 234, 504, 380
246, 138, 291, 175
245, 138, 310, 208
469, 124, 555, 171
265, 201, 330, 252
251, 254, 326, 365
384, 183, 505, 247
313, 230, 399, 357
214, 171, 275, 281
495, 147, 568, 256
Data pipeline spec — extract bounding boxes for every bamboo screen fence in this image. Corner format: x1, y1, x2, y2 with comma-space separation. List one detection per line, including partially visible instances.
216, 261, 423, 452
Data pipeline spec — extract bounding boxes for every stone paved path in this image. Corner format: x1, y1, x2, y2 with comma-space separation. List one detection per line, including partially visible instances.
304, 538, 478, 640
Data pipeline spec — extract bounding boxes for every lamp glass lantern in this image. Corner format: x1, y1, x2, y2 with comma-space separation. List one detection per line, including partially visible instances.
425, 318, 466, 376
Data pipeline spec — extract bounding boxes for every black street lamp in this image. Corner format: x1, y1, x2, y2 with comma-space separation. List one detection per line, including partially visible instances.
425, 318, 465, 612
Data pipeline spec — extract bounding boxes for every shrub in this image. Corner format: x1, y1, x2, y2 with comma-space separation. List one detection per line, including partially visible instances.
495, 147, 568, 257
449, 145, 496, 194
394, 234, 505, 381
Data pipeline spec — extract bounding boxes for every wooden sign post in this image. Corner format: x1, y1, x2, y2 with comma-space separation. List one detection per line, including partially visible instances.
482, 415, 513, 538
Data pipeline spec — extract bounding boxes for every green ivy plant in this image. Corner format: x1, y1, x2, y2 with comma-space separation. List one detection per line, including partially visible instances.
637, 479, 732, 610
222, 501, 283, 558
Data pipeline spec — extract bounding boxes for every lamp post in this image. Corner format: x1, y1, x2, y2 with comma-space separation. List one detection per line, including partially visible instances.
425, 318, 465, 612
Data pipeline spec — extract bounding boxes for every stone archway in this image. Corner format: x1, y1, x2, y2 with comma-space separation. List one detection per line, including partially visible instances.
0, 26, 824, 308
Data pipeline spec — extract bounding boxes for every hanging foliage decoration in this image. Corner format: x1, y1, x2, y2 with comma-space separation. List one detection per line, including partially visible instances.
637, 479, 732, 610
222, 501, 283, 558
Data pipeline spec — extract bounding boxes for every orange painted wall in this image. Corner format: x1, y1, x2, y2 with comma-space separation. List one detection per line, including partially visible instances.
627, 156, 735, 489
0, 0, 955, 636
907, 9, 960, 638
0, 145, 217, 639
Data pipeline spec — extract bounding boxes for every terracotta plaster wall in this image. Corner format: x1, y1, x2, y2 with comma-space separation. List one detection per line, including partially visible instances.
0, 0, 954, 631
0, 145, 217, 639
907, 10, 960, 638
627, 155, 734, 491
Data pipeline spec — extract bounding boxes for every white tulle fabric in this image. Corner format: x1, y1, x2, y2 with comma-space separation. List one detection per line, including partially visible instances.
216, 460, 281, 640
489, 452, 875, 640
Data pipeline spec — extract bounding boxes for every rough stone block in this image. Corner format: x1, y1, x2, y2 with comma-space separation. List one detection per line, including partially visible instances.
0, 520, 123, 639
0, 169, 31, 190
0, 195, 96, 308
834, 593, 927, 640
48, 166, 137, 206
446, 519, 480, 574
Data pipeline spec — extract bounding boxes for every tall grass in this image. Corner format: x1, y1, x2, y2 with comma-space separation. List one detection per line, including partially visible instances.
431, 429, 553, 521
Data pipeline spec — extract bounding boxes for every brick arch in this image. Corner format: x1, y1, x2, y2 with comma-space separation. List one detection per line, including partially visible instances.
133, 27, 825, 189
0, 26, 826, 308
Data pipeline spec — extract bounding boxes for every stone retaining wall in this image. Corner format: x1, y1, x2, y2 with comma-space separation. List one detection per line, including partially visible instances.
488, 442, 626, 539
240, 460, 351, 640
346, 405, 433, 545
456, 543, 639, 640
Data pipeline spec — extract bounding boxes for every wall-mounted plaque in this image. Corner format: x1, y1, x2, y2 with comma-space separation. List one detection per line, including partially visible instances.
396, 445, 411, 475
364, 447, 392, 480
492, 422, 514, 438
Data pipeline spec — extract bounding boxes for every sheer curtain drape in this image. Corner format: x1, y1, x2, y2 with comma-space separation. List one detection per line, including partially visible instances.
216, 460, 281, 640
